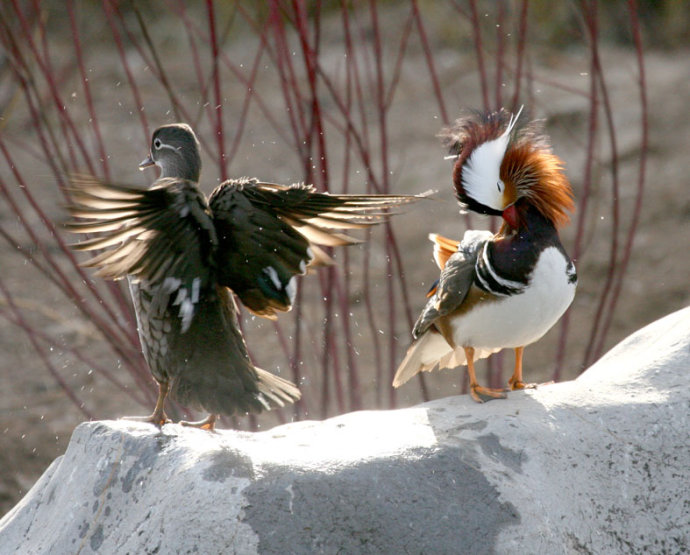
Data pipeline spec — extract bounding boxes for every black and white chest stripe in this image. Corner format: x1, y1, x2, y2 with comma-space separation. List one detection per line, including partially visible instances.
565, 259, 578, 285
474, 242, 528, 297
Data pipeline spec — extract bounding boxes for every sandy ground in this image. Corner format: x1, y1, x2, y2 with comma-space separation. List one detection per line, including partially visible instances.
1, 5, 689, 516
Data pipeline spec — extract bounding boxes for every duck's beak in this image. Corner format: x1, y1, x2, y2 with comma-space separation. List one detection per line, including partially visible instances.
139, 154, 155, 171
502, 204, 520, 230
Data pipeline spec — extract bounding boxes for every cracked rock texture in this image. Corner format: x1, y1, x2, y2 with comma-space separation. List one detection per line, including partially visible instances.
1, 307, 688, 554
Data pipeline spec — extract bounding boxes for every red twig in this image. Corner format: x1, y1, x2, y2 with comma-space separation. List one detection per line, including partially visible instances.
411, 0, 449, 124
582, 11, 622, 368
0, 277, 93, 419
206, 0, 228, 181
467, 0, 490, 111
556, 2, 599, 378
593, 0, 648, 360
102, 0, 149, 137
67, 1, 110, 178
494, 0, 506, 110
510, 0, 529, 110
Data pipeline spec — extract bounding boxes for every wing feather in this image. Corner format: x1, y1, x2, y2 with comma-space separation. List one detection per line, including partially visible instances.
412, 230, 493, 338
66, 176, 217, 332
208, 178, 424, 318
429, 233, 461, 270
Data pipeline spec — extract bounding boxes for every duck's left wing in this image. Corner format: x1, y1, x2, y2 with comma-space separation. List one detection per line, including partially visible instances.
412, 230, 493, 338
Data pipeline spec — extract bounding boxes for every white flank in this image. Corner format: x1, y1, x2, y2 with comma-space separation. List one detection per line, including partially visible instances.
451, 246, 576, 352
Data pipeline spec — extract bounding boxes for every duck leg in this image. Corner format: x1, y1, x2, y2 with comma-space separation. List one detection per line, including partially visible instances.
465, 347, 507, 402
508, 346, 537, 390
123, 381, 171, 428
508, 346, 554, 391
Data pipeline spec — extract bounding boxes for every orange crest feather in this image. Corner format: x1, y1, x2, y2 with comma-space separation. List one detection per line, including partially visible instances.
501, 144, 574, 228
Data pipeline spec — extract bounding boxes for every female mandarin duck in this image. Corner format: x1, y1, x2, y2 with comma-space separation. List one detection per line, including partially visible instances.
68, 123, 422, 429
393, 107, 577, 402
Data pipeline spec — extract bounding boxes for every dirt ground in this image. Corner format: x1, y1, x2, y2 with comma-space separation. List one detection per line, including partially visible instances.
1, 6, 689, 517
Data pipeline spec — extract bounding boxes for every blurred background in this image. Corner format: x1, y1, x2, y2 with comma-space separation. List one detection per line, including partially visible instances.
1, 0, 689, 515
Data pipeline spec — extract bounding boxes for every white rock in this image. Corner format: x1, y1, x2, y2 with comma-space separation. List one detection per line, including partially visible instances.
1, 307, 689, 554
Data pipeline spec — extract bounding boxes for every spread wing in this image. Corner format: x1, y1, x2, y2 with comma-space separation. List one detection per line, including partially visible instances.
65, 176, 217, 332
412, 230, 493, 338
209, 177, 421, 319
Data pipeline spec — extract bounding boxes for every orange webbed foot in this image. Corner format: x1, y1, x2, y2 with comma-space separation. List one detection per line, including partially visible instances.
508, 378, 554, 391
470, 385, 508, 403
122, 413, 172, 428
180, 414, 218, 432
122, 382, 172, 428
508, 378, 535, 391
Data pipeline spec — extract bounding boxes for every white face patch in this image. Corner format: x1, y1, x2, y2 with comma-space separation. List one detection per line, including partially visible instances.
461, 106, 523, 211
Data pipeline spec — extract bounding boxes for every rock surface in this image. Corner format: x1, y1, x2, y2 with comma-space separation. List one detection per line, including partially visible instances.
1, 307, 689, 554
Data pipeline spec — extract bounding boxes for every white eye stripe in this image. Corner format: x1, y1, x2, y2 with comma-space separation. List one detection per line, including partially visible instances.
153, 140, 179, 154
153, 137, 180, 151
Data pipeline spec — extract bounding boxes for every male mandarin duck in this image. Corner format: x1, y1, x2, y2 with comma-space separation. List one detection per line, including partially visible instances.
393, 107, 577, 402
68, 123, 422, 429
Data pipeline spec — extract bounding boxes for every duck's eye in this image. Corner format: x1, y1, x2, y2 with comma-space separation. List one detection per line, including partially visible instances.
153, 138, 162, 150
496, 181, 503, 192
